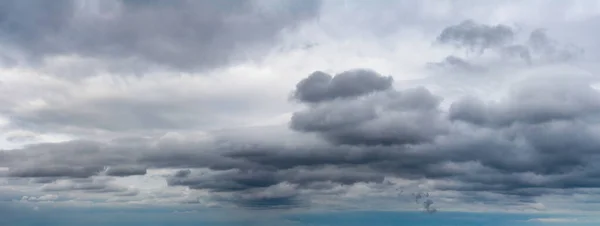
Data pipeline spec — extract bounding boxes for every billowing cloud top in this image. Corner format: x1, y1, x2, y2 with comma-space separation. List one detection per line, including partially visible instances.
2, 0, 600, 223
292, 69, 393, 103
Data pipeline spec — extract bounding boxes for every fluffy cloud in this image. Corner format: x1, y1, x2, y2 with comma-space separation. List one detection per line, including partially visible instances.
449, 77, 600, 127
0, 0, 321, 73
291, 85, 447, 146
430, 20, 584, 72
3, 66, 600, 211
292, 69, 393, 103
436, 20, 515, 53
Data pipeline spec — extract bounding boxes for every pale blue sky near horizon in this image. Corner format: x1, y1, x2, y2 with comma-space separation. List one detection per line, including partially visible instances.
2, 205, 598, 226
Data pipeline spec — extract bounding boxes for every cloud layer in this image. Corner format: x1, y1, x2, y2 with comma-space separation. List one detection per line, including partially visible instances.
2, 0, 600, 216
0, 0, 320, 73
4, 66, 600, 211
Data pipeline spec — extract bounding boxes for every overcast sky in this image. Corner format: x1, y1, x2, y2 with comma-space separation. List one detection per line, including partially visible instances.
3, 0, 600, 225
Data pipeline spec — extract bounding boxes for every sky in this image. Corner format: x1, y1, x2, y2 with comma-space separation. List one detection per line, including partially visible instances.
2, 0, 600, 225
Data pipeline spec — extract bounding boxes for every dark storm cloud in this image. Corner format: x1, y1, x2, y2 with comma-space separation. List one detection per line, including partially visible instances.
174, 169, 191, 178
5, 69, 600, 209
167, 170, 280, 192
104, 166, 147, 177
427, 124, 600, 196
216, 185, 305, 209
222, 141, 397, 171
7, 166, 104, 178
436, 20, 514, 53
166, 167, 384, 192
235, 195, 302, 209
441, 171, 600, 193
0, 0, 321, 72
293, 70, 600, 200
291, 69, 394, 103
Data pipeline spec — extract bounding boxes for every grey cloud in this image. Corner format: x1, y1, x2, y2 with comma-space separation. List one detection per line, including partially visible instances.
104, 166, 147, 177
0, 69, 474, 209
436, 20, 514, 53
423, 199, 437, 214
236, 195, 302, 209
427, 124, 600, 193
528, 29, 583, 62
283, 167, 384, 187
434, 167, 600, 199
179, 197, 201, 204
295, 70, 600, 197
427, 55, 485, 72
40, 178, 137, 195
5, 131, 39, 143
0, 140, 154, 182
433, 21, 582, 70
448, 191, 538, 209
5, 69, 600, 209
139, 150, 257, 172
174, 169, 191, 178
115, 190, 141, 197
0, 140, 139, 175
500, 45, 532, 64
167, 170, 280, 192
223, 141, 393, 170
528, 29, 551, 52
31, 178, 59, 184
20, 194, 59, 203
291, 69, 393, 103
420, 123, 597, 176
7, 92, 269, 133
220, 185, 304, 209
3, 114, 600, 208
414, 192, 424, 204
0, 0, 321, 72
291, 83, 447, 145
167, 169, 307, 209
448, 97, 489, 125
449, 78, 600, 127
7, 166, 104, 178
167, 167, 384, 193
